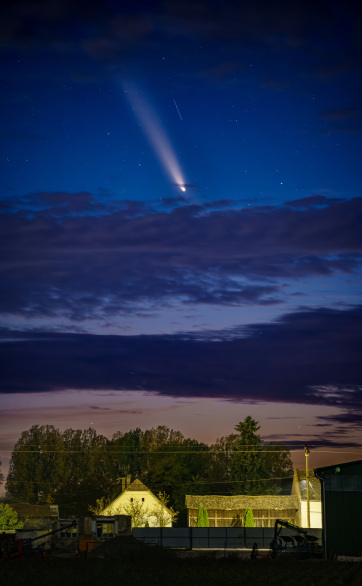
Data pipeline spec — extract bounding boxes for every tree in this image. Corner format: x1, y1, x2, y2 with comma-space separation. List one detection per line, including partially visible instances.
150, 492, 178, 527
0, 457, 4, 486
6, 425, 64, 504
207, 434, 238, 494
88, 496, 112, 516
60, 427, 115, 515
0, 504, 23, 530
263, 442, 293, 493
110, 428, 144, 480
230, 417, 268, 494
196, 505, 209, 527
6, 425, 116, 515
244, 508, 255, 527
230, 417, 293, 496
132, 426, 209, 526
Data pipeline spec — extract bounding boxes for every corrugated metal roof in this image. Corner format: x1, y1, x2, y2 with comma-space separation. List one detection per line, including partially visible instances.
185, 494, 298, 510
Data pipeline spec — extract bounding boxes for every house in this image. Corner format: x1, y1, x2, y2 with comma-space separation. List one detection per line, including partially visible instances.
315, 459, 362, 558
185, 494, 298, 527
101, 478, 174, 527
291, 468, 322, 528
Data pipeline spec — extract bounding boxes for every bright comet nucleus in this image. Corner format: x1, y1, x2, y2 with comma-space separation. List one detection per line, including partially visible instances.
123, 82, 188, 191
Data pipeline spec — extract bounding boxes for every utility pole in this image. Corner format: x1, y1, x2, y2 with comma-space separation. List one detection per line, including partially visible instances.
305, 445, 310, 528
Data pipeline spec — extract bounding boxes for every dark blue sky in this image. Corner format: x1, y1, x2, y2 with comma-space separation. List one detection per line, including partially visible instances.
1, 0, 362, 472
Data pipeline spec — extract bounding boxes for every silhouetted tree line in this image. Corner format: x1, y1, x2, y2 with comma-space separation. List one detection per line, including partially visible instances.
4, 418, 293, 523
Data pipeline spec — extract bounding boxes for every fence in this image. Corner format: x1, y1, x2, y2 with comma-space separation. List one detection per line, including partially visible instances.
133, 526, 323, 550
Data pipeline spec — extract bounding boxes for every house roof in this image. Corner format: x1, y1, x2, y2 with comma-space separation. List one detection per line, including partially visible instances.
11, 504, 59, 518
185, 494, 298, 510
294, 469, 321, 500
124, 479, 150, 492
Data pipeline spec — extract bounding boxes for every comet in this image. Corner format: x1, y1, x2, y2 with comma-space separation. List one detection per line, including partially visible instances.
123, 83, 187, 192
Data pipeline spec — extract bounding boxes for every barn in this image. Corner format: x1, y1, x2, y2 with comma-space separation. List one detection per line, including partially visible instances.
315, 459, 362, 558
185, 494, 298, 527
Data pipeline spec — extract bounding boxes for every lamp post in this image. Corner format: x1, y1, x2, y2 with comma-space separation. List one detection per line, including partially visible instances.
304, 445, 310, 528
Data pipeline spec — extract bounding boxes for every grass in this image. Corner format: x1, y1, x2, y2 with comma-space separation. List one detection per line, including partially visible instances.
2, 548, 362, 586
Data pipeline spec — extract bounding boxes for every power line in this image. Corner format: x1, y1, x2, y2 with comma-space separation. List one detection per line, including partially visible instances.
6, 475, 295, 484
1, 448, 362, 454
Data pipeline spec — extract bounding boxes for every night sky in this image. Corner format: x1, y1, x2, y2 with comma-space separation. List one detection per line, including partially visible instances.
1, 0, 362, 479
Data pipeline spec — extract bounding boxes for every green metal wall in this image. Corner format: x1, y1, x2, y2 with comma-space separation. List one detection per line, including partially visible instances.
325, 490, 362, 556
317, 461, 362, 557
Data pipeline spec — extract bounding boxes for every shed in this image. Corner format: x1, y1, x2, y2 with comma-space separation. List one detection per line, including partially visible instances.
185, 494, 298, 527
291, 469, 322, 527
315, 459, 362, 558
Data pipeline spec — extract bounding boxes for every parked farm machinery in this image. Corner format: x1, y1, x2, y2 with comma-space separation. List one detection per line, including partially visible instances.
269, 519, 322, 558
1, 520, 77, 560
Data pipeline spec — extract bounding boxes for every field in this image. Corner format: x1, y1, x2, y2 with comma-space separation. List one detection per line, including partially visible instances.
2, 548, 362, 586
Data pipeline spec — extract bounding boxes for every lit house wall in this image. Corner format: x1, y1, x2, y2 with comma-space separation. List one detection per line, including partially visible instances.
101, 479, 173, 528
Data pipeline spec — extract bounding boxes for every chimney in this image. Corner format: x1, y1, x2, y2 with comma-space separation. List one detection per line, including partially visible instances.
121, 477, 126, 493
126, 474, 131, 487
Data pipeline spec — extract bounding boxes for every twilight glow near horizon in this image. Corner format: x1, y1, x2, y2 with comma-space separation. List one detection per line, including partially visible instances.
0, 0, 362, 482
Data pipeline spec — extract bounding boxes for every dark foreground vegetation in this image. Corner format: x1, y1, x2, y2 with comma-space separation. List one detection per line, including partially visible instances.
1, 548, 362, 586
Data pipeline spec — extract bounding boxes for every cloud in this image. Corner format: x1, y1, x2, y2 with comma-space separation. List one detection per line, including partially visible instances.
264, 435, 362, 449
318, 107, 362, 132
283, 195, 341, 208
0, 195, 361, 320
1, 306, 361, 428
2, 0, 361, 93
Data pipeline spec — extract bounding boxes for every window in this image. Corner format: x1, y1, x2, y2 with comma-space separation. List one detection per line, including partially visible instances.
130, 498, 133, 502
103, 523, 114, 538
96, 523, 114, 538
142, 498, 145, 502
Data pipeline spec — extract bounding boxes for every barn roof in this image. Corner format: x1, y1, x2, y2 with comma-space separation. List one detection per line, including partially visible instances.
315, 459, 362, 475
185, 494, 298, 510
